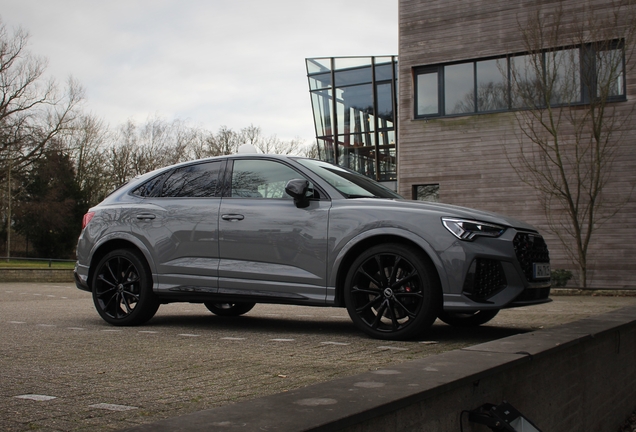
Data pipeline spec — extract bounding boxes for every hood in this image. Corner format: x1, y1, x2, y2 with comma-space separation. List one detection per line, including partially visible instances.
361, 198, 539, 232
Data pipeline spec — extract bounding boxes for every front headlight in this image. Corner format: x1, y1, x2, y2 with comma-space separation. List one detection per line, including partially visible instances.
442, 217, 506, 241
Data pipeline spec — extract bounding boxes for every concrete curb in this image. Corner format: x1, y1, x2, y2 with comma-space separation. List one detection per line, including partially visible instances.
120, 305, 636, 432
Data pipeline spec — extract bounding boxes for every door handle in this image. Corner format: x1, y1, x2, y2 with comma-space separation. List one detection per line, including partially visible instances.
221, 214, 245, 221
136, 213, 156, 220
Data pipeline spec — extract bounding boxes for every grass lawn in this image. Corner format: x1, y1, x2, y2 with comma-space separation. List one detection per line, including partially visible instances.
0, 259, 75, 269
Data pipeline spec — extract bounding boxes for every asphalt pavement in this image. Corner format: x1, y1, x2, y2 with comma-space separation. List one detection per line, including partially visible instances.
1, 282, 635, 432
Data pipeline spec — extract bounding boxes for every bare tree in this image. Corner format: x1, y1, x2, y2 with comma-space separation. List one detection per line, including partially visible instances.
508, 1, 636, 287
0, 19, 84, 256
211, 125, 241, 155
61, 114, 111, 206
236, 124, 305, 155
0, 20, 84, 174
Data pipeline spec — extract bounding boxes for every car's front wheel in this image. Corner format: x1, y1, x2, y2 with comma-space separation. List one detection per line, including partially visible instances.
437, 309, 499, 327
91, 249, 159, 326
204, 302, 256, 316
344, 244, 440, 340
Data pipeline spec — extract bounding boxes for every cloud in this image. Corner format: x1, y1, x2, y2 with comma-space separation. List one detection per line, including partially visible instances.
0, 0, 398, 141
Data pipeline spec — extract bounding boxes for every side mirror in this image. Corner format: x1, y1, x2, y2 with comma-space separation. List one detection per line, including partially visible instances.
285, 179, 310, 208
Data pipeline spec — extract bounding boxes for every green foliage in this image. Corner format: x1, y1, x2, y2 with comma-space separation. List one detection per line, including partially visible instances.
551, 269, 573, 288
13, 149, 87, 258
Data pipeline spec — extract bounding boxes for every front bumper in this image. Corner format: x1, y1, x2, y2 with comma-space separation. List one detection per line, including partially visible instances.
441, 228, 551, 311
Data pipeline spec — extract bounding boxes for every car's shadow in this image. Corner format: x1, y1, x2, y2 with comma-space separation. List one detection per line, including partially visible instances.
140, 312, 533, 344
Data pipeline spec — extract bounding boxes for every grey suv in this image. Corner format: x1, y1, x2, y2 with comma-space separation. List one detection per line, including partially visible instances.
75, 154, 551, 340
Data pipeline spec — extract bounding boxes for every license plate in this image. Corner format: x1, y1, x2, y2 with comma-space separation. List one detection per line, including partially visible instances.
533, 263, 551, 279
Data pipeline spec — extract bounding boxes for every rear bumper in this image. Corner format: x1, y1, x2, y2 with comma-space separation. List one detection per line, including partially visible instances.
74, 263, 91, 292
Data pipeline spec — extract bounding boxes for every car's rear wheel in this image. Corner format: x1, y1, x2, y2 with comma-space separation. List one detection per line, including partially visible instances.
437, 309, 499, 327
204, 302, 256, 316
344, 243, 440, 340
92, 249, 159, 326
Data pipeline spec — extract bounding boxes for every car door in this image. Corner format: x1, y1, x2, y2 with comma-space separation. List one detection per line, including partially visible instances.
133, 160, 223, 293
217, 158, 330, 303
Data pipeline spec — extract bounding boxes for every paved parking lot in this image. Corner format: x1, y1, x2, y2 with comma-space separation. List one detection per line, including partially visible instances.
1, 282, 635, 432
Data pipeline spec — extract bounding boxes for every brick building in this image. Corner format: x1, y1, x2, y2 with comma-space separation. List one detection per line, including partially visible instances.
398, 0, 636, 288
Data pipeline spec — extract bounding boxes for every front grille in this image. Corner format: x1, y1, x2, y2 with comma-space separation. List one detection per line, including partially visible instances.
513, 232, 550, 282
463, 258, 507, 302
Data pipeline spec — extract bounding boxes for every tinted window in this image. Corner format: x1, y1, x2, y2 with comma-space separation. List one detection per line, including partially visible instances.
231, 159, 308, 199
160, 161, 222, 198
131, 172, 170, 197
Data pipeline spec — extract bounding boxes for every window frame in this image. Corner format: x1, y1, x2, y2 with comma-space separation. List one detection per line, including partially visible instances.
413, 40, 627, 120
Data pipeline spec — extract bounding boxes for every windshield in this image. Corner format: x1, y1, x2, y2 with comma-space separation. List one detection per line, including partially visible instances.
296, 158, 402, 199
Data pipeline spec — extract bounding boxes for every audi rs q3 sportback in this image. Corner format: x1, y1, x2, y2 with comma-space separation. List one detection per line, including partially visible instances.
75, 154, 551, 340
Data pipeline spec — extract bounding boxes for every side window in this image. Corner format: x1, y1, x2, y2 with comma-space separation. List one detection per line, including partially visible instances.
231, 159, 309, 199
161, 161, 222, 198
131, 171, 170, 197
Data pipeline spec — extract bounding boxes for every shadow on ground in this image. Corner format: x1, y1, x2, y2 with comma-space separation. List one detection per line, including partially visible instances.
134, 312, 531, 345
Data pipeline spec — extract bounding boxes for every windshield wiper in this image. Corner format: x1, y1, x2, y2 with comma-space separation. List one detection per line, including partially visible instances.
346, 194, 382, 199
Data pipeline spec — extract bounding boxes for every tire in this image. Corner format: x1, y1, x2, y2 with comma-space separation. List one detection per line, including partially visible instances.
204, 302, 256, 317
91, 249, 159, 326
437, 309, 499, 327
344, 243, 441, 340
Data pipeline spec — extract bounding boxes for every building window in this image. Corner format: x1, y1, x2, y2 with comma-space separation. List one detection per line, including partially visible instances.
413, 184, 440, 202
445, 63, 474, 114
476, 58, 508, 111
414, 41, 625, 119
415, 70, 439, 116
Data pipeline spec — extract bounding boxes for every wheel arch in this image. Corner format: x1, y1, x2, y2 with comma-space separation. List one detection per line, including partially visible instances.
333, 232, 445, 307
88, 236, 155, 289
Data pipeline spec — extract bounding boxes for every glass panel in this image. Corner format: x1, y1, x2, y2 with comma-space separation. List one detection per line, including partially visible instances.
416, 71, 438, 116
596, 48, 624, 97
316, 138, 335, 164
375, 56, 393, 65
511, 54, 542, 108
378, 130, 395, 147
547, 49, 581, 104
340, 84, 374, 135
231, 160, 304, 199
335, 66, 373, 86
311, 90, 333, 137
445, 63, 475, 114
414, 184, 440, 202
335, 88, 345, 135
339, 133, 376, 178
161, 162, 222, 198
375, 62, 394, 81
334, 57, 372, 70
377, 131, 396, 182
309, 72, 331, 90
376, 82, 394, 121
476, 59, 508, 111
306, 58, 331, 74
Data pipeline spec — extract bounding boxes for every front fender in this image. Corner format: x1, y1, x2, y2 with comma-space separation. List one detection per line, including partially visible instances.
329, 227, 450, 297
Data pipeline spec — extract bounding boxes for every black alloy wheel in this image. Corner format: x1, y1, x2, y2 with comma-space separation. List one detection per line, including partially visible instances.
204, 302, 256, 317
344, 243, 440, 340
437, 309, 500, 327
92, 249, 159, 326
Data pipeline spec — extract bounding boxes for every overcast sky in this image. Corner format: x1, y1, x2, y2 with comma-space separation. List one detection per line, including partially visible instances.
0, 0, 398, 143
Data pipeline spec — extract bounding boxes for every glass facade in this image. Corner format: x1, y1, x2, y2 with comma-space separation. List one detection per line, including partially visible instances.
306, 56, 398, 182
